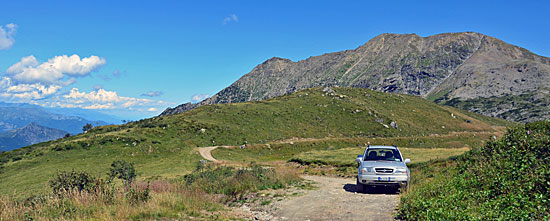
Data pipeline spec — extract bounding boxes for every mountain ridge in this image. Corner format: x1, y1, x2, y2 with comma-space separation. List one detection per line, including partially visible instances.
0, 123, 67, 151
0, 106, 108, 134
161, 32, 550, 122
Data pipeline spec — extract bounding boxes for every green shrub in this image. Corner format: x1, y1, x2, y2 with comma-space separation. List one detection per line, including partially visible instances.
49, 170, 96, 196
107, 160, 136, 185
398, 121, 550, 220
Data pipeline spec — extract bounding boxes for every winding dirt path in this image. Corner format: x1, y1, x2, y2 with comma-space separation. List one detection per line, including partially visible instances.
198, 146, 221, 162
197, 145, 234, 163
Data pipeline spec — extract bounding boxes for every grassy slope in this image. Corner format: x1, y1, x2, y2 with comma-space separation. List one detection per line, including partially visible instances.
397, 121, 550, 220
0, 87, 510, 197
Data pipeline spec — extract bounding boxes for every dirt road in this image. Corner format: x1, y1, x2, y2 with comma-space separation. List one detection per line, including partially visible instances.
198, 146, 400, 220
269, 176, 399, 221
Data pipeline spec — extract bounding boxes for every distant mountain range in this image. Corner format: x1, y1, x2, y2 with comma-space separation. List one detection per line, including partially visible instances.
0, 106, 107, 134
162, 32, 550, 123
0, 123, 67, 151
0, 103, 115, 151
0, 102, 121, 124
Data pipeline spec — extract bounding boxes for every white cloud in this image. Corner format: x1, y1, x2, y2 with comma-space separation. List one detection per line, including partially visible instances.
147, 107, 158, 112
5, 56, 38, 74
141, 91, 163, 97
223, 14, 238, 25
0, 77, 61, 100
191, 94, 209, 102
83, 103, 114, 110
0, 23, 17, 50
64, 88, 121, 103
6, 54, 106, 85
61, 88, 166, 110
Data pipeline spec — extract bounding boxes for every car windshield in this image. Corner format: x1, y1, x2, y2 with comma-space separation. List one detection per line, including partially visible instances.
363, 148, 402, 162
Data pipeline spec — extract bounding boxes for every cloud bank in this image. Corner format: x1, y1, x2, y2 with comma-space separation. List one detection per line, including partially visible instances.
1, 54, 168, 113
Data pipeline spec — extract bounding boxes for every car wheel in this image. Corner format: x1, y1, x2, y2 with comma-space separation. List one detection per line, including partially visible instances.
356, 179, 365, 193
399, 183, 409, 192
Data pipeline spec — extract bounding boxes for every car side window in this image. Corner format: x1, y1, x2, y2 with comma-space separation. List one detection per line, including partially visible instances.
393, 150, 402, 161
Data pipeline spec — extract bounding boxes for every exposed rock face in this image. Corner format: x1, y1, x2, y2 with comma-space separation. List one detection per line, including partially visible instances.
161, 32, 550, 122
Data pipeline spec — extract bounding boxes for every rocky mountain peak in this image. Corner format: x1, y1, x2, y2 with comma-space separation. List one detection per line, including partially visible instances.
162, 32, 550, 122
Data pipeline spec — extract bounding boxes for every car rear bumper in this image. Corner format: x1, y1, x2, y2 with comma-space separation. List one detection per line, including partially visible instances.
358, 174, 409, 187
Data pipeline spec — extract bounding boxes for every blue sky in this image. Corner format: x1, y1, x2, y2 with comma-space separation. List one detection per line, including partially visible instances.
0, 0, 548, 119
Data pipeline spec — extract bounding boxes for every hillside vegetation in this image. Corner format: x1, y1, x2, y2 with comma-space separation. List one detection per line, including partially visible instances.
398, 121, 550, 220
0, 87, 510, 197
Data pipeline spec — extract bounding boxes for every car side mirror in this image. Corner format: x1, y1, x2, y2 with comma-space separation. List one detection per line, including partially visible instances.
356, 155, 363, 167
404, 159, 411, 164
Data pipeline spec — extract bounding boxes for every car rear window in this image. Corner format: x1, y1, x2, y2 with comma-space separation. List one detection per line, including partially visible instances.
364, 148, 402, 162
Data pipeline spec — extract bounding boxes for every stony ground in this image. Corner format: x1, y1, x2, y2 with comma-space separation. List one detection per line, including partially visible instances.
235, 176, 399, 221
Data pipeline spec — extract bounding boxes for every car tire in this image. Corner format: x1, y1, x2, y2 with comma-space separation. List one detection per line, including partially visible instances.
356, 178, 365, 193
399, 183, 409, 192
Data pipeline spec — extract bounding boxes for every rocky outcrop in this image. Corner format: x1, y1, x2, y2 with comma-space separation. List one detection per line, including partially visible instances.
162, 32, 550, 122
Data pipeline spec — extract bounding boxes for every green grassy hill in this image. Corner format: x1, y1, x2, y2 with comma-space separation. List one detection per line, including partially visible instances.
0, 87, 511, 197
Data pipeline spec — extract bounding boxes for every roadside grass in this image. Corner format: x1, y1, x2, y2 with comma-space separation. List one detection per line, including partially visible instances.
397, 121, 550, 220
292, 146, 470, 167
286, 147, 469, 177
212, 133, 492, 164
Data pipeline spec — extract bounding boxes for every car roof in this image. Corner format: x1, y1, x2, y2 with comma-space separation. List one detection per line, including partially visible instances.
367, 145, 397, 150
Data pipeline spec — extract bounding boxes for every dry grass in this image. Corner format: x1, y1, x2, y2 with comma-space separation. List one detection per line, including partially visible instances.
0, 179, 227, 220
0, 165, 301, 220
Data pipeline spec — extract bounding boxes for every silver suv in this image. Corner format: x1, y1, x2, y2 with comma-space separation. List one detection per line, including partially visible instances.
355, 145, 410, 193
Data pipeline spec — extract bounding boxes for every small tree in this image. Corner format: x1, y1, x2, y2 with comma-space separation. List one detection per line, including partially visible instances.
82, 123, 93, 132
108, 160, 136, 186
64, 133, 71, 138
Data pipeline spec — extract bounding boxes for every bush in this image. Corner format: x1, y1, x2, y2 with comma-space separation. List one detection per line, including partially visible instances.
49, 170, 96, 196
126, 182, 151, 204
108, 160, 136, 185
